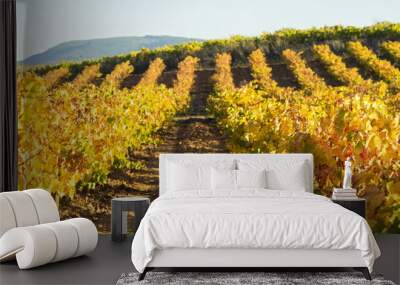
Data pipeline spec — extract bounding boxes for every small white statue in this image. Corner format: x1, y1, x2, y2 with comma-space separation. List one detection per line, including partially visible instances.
342, 157, 352, 189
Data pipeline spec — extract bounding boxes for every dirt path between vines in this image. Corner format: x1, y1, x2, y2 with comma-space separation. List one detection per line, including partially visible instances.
59, 69, 229, 233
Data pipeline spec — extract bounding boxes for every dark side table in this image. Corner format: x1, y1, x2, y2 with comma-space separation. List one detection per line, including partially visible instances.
332, 198, 366, 218
111, 197, 150, 242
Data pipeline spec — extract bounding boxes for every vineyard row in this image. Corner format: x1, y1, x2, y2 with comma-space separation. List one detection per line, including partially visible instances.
209, 48, 400, 233
42, 41, 400, 96
18, 56, 198, 201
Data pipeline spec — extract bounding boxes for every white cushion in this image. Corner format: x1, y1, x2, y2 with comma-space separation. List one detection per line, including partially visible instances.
211, 168, 237, 190
0, 226, 57, 269
0, 189, 98, 269
0, 197, 17, 237
66, 218, 98, 257
166, 158, 236, 170
42, 221, 79, 262
238, 159, 307, 191
0, 190, 60, 234
166, 159, 235, 192
0, 191, 39, 227
236, 169, 267, 189
0, 218, 97, 269
167, 162, 211, 191
24, 189, 60, 224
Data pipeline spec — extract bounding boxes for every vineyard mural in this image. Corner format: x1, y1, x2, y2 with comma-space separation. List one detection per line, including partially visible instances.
17, 1, 400, 233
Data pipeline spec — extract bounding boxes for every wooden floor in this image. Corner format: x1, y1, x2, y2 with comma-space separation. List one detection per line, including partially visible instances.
0, 234, 398, 285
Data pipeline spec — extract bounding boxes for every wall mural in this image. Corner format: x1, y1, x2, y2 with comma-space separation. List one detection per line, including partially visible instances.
17, 1, 400, 233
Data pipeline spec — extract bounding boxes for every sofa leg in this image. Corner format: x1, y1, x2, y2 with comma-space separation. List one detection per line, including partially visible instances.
354, 267, 371, 280
138, 268, 148, 281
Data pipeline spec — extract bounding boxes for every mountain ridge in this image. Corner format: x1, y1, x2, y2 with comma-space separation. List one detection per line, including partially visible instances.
22, 35, 202, 66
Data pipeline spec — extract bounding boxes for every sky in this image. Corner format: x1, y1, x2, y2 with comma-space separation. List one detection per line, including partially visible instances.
16, 0, 400, 61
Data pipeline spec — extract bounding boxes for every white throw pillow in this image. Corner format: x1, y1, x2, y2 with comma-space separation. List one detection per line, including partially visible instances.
166, 159, 236, 193
211, 168, 237, 190
236, 169, 267, 189
238, 159, 307, 191
167, 162, 211, 191
266, 166, 307, 191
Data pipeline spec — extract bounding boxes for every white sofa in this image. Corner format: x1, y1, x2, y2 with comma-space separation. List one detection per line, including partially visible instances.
0, 189, 98, 269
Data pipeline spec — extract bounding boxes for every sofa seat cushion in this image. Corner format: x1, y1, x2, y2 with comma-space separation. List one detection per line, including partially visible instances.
0, 218, 98, 269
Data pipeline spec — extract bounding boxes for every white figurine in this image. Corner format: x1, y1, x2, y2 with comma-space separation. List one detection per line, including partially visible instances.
342, 157, 352, 189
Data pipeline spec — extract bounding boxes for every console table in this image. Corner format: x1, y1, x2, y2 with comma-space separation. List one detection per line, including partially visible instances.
111, 197, 150, 242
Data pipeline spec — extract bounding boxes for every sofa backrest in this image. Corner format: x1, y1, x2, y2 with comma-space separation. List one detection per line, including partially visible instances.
0, 189, 60, 237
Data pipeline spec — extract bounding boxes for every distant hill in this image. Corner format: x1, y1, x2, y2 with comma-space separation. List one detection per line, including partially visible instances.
21, 35, 202, 66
